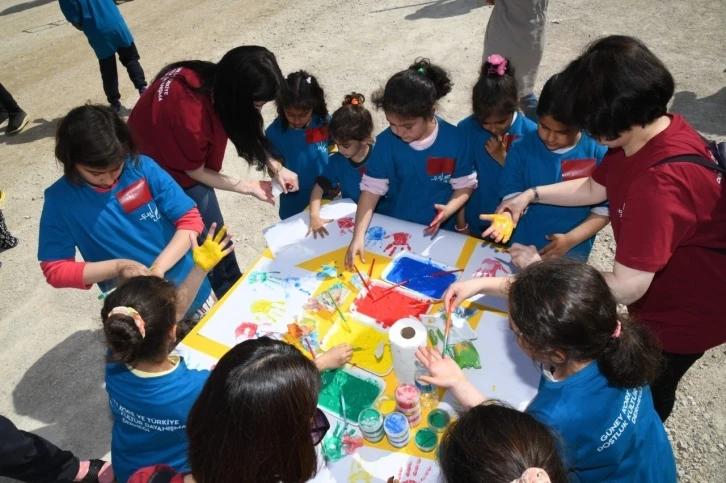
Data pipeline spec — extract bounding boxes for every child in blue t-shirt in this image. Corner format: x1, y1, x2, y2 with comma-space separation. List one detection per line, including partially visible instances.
38, 105, 214, 317
420, 259, 677, 483
457, 54, 537, 238
266, 71, 333, 220
58, 0, 146, 111
345, 59, 478, 269
102, 224, 233, 482
493, 74, 609, 260
307, 92, 390, 239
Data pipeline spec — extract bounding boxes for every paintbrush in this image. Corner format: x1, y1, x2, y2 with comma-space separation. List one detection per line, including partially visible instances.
340, 392, 348, 427
425, 268, 464, 278
304, 337, 316, 360
377, 280, 410, 296
353, 264, 373, 295
368, 259, 376, 279
326, 291, 350, 331
409, 299, 441, 308
443, 303, 453, 353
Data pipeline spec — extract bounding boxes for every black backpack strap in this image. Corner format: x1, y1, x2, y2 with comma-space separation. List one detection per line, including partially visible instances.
147, 468, 176, 483
654, 154, 726, 174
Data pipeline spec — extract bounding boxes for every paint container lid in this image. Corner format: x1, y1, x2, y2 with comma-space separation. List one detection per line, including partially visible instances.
427, 408, 451, 433
395, 402, 421, 416
415, 427, 438, 453
395, 384, 420, 410
384, 412, 410, 438
414, 368, 437, 394
375, 395, 396, 415
358, 408, 384, 433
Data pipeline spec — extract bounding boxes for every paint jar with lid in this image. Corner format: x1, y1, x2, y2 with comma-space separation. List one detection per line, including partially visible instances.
414, 427, 438, 453
414, 368, 439, 409
427, 408, 451, 433
384, 412, 411, 448
358, 407, 385, 443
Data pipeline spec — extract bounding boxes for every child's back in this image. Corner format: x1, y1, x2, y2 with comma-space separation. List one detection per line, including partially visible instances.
59, 0, 133, 59
527, 362, 674, 482
106, 356, 209, 482
499, 130, 607, 259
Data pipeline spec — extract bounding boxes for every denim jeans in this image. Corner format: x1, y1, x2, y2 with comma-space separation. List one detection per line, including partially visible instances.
183, 183, 242, 298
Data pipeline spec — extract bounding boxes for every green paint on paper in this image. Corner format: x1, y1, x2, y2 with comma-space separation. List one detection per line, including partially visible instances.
322, 421, 355, 462
445, 340, 481, 369
318, 370, 381, 422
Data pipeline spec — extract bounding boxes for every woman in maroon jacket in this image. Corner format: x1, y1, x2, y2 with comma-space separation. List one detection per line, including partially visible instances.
488, 35, 726, 422
128, 46, 298, 297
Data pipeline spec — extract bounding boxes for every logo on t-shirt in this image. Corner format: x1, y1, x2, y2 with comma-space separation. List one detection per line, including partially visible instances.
116, 179, 153, 213
139, 204, 161, 223
561, 158, 597, 181
426, 157, 455, 183
305, 126, 328, 144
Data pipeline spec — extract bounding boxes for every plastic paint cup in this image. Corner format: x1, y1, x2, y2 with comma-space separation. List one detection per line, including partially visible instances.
359, 408, 384, 434
388, 433, 411, 448
415, 427, 438, 453
395, 384, 420, 410
376, 395, 396, 415
365, 431, 385, 444
384, 412, 410, 439
427, 408, 451, 433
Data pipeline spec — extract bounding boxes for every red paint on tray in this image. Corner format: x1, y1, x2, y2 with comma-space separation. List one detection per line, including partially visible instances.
355, 285, 429, 329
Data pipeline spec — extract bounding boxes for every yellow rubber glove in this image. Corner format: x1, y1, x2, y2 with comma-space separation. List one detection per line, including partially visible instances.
192, 223, 234, 271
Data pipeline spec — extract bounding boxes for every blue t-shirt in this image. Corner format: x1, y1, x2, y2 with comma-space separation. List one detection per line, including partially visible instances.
38, 155, 212, 313
526, 362, 676, 483
322, 150, 369, 203
105, 358, 209, 482
459, 112, 537, 236
266, 115, 331, 220
59, 0, 134, 59
365, 117, 475, 229
499, 131, 608, 260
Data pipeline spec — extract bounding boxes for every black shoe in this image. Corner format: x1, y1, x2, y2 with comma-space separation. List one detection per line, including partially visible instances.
0, 111, 8, 127
5, 110, 29, 135
110, 102, 121, 113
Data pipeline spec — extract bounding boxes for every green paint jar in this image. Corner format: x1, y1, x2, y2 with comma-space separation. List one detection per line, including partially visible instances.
358, 407, 384, 443
414, 427, 438, 453
427, 408, 451, 433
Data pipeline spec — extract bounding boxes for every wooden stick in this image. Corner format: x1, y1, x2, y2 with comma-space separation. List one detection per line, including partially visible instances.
353, 264, 373, 294
368, 259, 376, 279
326, 291, 350, 330
425, 268, 464, 278
304, 337, 316, 360
443, 305, 453, 351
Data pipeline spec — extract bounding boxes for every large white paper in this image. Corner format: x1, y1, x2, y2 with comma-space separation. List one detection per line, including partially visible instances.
442, 310, 540, 412
264, 199, 469, 267
172, 342, 217, 371
198, 257, 323, 348
313, 446, 440, 483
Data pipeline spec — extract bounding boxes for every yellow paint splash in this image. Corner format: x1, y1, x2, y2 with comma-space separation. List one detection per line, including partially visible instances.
322, 318, 392, 376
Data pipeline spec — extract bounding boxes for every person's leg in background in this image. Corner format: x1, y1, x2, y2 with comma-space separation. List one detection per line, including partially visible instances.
117, 43, 147, 95
0, 82, 29, 135
0, 208, 19, 250
184, 183, 243, 298
0, 415, 113, 482
650, 351, 704, 422
482, 0, 549, 121
98, 55, 122, 112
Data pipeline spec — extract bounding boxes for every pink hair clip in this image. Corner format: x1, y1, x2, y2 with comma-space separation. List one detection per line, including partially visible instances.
487, 54, 508, 76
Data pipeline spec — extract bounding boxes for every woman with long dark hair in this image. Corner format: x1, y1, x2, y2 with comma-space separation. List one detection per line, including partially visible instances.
128, 46, 298, 297
129, 338, 327, 483
489, 35, 726, 422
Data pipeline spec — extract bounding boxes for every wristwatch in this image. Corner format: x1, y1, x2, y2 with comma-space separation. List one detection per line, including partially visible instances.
531, 186, 540, 204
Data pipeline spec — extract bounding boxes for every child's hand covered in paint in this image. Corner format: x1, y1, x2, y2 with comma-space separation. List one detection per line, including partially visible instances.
510, 243, 542, 269
345, 238, 366, 270
415, 346, 466, 388
485, 135, 508, 166
315, 343, 353, 371
480, 212, 514, 244
191, 223, 235, 272
423, 204, 450, 237
307, 214, 334, 239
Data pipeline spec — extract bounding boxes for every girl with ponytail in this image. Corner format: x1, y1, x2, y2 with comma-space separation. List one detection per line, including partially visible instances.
419, 258, 676, 483
308, 92, 388, 238
345, 59, 478, 269
101, 224, 233, 483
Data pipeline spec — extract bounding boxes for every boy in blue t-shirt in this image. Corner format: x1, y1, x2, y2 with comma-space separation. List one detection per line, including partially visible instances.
58, 0, 147, 110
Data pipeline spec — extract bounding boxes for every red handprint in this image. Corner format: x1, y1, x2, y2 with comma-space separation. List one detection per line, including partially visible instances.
234, 322, 258, 343
337, 216, 355, 235
395, 458, 432, 483
472, 258, 509, 278
384, 232, 412, 256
